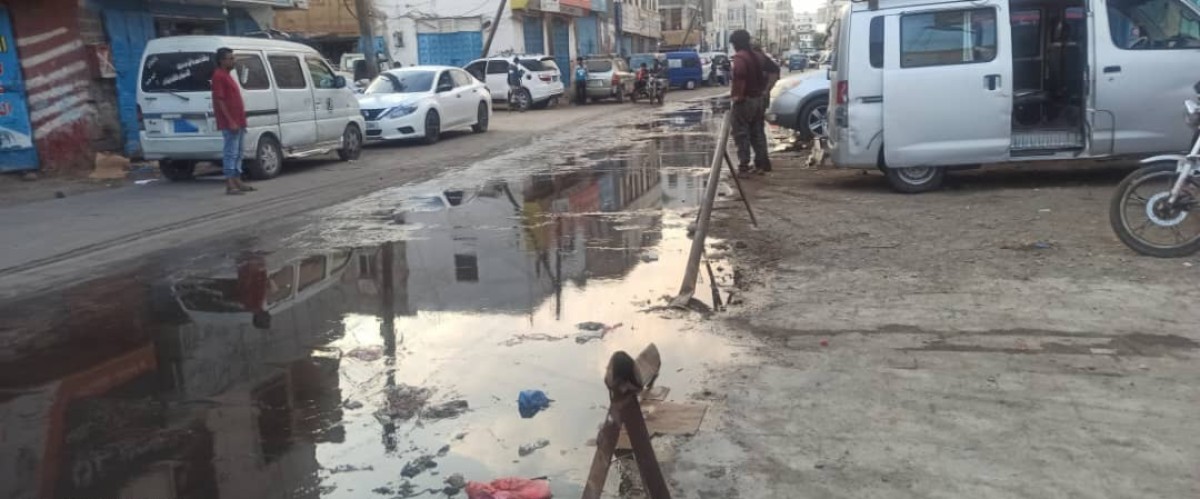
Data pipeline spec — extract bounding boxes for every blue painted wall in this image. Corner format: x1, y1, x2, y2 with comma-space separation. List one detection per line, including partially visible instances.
417, 31, 482, 67
576, 16, 599, 56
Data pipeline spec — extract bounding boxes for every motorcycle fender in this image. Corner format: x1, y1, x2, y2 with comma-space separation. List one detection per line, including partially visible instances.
1140, 154, 1187, 165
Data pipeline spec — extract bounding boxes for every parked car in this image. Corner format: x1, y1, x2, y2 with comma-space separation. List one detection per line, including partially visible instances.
787, 54, 809, 71
464, 55, 564, 109
138, 36, 365, 181
583, 56, 634, 103
827, 0, 1200, 193
665, 51, 704, 89
356, 66, 491, 144
767, 68, 830, 141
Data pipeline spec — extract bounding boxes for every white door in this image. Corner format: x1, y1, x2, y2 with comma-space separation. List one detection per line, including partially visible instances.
304, 54, 346, 145
1092, 0, 1200, 155
485, 60, 510, 100
266, 53, 317, 150
882, 3, 1012, 167
433, 71, 466, 126
451, 69, 484, 124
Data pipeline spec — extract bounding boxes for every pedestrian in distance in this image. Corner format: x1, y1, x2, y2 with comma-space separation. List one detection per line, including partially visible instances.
508, 56, 526, 112
212, 47, 256, 195
728, 30, 776, 176
574, 56, 589, 106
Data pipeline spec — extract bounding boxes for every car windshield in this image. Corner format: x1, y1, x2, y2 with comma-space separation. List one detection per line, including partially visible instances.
519, 59, 550, 71
141, 52, 215, 92
365, 70, 434, 94
585, 60, 613, 72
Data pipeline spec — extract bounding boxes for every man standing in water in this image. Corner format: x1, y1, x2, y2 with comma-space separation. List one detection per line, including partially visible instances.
211, 47, 255, 195
728, 30, 777, 175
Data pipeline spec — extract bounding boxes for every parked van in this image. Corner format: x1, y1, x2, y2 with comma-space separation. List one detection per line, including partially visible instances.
665, 51, 705, 89
139, 36, 366, 181
827, 0, 1200, 192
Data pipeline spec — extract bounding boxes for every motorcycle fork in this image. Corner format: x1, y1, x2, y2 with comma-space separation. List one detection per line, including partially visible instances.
1170, 139, 1200, 203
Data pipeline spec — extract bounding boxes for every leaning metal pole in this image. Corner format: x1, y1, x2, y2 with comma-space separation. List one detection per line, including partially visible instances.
671, 111, 733, 308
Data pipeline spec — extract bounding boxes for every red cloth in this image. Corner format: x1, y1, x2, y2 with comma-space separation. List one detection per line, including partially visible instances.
731, 50, 765, 98
465, 478, 552, 499
212, 67, 247, 130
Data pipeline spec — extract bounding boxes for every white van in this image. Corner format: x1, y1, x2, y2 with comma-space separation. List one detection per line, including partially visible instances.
138, 36, 366, 181
827, 0, 1200, 192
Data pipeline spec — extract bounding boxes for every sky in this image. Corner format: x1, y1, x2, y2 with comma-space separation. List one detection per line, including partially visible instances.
792, 0, 825, 14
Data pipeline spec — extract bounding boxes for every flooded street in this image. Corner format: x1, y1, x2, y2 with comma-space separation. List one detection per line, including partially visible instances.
0, 99, 757, 498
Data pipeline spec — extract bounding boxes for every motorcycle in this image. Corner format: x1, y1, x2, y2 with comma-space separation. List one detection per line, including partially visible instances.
629, 74, 666, 105
1110, 80, 1200, 257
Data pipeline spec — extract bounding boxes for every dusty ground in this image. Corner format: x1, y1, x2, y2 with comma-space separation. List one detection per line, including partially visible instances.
667, 151, 1200, 497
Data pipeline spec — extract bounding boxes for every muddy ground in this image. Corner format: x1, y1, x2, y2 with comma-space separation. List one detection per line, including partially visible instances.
667, 146, 1200, 497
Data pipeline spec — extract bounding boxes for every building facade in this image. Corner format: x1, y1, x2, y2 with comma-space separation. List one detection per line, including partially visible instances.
616, 0, 661, 55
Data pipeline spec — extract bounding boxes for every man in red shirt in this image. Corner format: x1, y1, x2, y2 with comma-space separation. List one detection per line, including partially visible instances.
212, 47, 255, 195
728, 30, 778, 175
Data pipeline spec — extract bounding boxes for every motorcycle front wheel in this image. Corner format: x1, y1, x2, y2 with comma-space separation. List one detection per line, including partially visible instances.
1109, 161, 1200, 257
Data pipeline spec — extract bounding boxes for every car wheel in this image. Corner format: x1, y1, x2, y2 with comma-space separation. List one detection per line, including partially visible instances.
884, 166, 946, 194
337, 124, 362, 161
796, 96, 829, 141
159, 160, 195, 181
471, 102, 489, 133
423, 110, 441, 145
246, 135, 283, 180
685, 79, 697, 90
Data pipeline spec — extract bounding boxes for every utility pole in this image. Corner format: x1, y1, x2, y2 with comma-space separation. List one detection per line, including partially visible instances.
355, 0, 379, 79
482, 0, 509, 57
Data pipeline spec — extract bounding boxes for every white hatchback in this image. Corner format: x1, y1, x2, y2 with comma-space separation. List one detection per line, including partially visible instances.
356, 66, 492, 144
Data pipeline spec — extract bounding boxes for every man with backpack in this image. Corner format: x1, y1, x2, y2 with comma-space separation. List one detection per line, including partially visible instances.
729, 30, 780, 175
508, 56, 526, 112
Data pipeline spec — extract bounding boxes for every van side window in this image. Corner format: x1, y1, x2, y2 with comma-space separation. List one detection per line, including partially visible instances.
268, 55, 307, 89
1107, 0, 1200, 49
486, 60, 509, 74
682, 57, 700, 68
234, 53, 270, 90
900, 8, 998, 68
305, 55, 336, 89
869, 17, 884, 68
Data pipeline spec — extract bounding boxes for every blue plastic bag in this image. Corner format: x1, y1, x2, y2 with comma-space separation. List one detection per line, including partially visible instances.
517, 390, 551, 419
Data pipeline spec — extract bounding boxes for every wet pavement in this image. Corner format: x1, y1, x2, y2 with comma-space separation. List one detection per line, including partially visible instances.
0, 99, 757, 498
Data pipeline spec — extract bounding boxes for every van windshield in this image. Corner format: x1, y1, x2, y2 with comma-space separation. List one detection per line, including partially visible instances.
365, 70, 435, 94
141, 52, 215, 93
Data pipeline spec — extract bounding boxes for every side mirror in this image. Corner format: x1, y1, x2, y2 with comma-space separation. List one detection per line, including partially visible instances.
437, 82, 454, 92
334, 75, 347, 89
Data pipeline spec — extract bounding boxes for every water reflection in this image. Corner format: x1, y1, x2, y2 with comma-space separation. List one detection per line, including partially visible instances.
0, 115, 741, 499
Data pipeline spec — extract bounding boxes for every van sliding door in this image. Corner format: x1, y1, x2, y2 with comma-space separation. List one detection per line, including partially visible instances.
882, 2, 1013, 167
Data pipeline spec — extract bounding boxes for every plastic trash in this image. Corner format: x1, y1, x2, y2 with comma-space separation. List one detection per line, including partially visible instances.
465, 477, 552, 499
518, 390, 551, 419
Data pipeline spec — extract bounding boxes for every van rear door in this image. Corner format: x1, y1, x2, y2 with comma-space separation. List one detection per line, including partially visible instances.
139, 51, 219, 138
882, 2, 1012, 167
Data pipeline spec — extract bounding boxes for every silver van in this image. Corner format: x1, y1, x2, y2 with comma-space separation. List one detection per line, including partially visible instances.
827, 0, 1200, 192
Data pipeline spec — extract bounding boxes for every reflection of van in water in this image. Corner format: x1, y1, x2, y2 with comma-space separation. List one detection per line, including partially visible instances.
138, 37, 366, 181
827, 0, 1200, 192
665, 51, 704, 89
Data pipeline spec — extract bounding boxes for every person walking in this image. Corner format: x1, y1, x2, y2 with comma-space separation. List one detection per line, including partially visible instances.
751, 42, 780, 173
212, 47, 255, 195
574, 56, 589, 106
507, 56, 526, 112
728, 30, 774, 175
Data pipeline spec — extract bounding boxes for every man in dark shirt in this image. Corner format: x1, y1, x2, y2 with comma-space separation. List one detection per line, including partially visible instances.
729, 30, 778, 174
212, 47, 254, 195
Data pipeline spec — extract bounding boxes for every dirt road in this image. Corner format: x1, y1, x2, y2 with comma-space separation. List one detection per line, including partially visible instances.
668, 155, 1200, 497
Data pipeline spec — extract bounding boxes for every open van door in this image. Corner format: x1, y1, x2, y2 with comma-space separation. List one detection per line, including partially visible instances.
882, 2, 1012, 167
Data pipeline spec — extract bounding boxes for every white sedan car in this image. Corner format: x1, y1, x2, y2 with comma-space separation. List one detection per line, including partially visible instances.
356, 66, 491, 144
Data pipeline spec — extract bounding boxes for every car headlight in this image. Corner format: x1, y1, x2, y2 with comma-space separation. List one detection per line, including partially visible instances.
770, 79, 800, 98
383, 104, 417, 119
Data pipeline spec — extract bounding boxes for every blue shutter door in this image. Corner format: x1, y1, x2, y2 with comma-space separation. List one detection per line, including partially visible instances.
417, 32, 483, 67
523, 16, 544, 54
576, 16, 598, 57
0, 6, 37, 171
103, 8, 155, 156
550, 18, 570, 84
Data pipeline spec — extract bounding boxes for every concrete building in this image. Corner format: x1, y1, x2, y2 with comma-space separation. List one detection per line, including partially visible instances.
658, 0, 703, 48
617, 0, 662, 55
793, 11, 818, 53
725, 0, 756, 37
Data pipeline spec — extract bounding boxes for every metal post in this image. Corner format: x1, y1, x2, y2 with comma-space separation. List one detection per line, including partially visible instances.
482, 0, 510, 58
354, 0, 379, 79
671, 112, 732, 308
722, 150, 757, 227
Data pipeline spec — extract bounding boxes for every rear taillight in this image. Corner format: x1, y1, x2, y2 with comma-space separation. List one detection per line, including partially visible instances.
611, 74, 620, 86
137, 104, 144, 131
835, 80, 848, 105
539, 74, 552, 82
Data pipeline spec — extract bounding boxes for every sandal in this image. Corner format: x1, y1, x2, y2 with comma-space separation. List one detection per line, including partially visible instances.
226, 188, 244, 196
239, 185, 257, 192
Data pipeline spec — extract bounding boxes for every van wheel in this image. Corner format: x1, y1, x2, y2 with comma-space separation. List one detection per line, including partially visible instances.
686, 79, 697, 90
159, 160, 195, 181
471, 102, 489, 133
884, 166, 945, 193
246, 136, 283, 180
422, 110, 441, 145
337, 124, 362, 161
